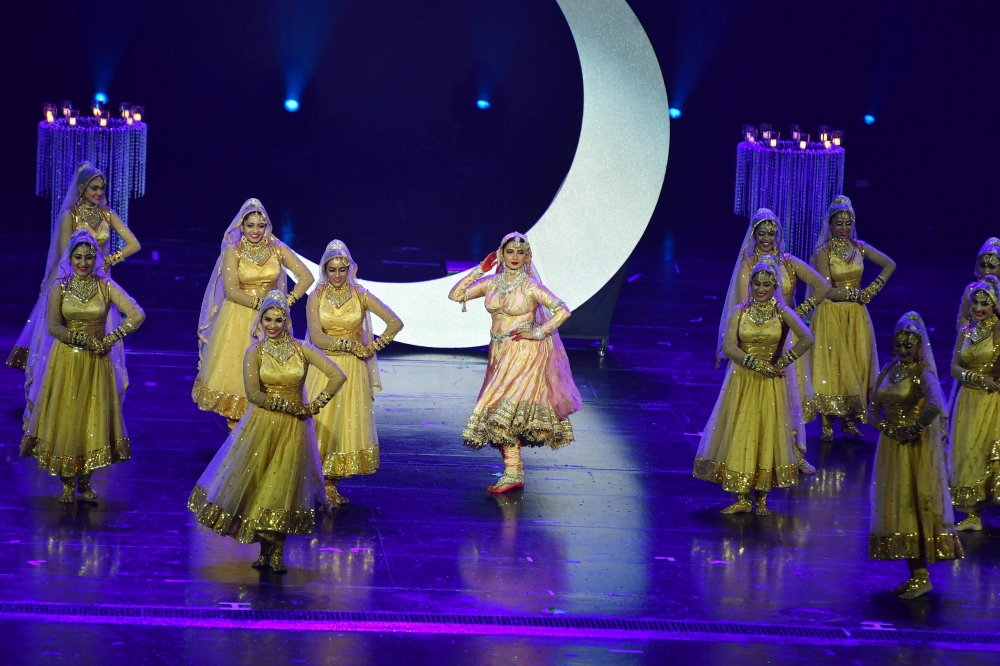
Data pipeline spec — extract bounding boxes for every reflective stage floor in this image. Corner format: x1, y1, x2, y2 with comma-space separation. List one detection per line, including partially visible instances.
1, 233, 998, 664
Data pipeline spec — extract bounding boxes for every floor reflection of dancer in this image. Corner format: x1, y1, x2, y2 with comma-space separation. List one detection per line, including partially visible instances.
719, 208, 830, 475
948, 276, 1000, 531
189, 291, 344, 573
20, 228, 145, 503
695, 256, 813, 515
448, 232, 582, 493
868, 312, 963, 599
9, 163, 141, 392
810, 196, 896, 441
193, 199, 314, 428
954, 238, 1000, 331
305, 240, 403, 505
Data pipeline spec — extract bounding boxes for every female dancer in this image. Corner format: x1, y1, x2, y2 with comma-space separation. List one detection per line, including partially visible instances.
810, 196, 896, 441
20, 228, 145, 502
868, 312, 963, 599
718, 208, 830, 474
695, 256, 813, 515
189, 291, 345, 573
954, 237, 1000, 330
448, 232, 582, 493
193, 198, 314, 427
10, 163, 141, 398
948, 276, 1000, 531
305, 240, 403, 505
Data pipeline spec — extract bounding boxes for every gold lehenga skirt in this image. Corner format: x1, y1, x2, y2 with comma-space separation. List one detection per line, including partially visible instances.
949, 386, 1000, 507
188, 405, 323, 543
305, 351, 379, 478
693, 364, 799, 492
869, 428, 963, 562
809, 300, 877, 420
20, 342, 130, 476
462, 337, 574, 450
192, 299, 255, 419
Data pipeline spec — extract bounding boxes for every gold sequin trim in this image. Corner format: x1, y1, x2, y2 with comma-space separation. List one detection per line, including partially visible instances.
808, 394, 869, 421
693, 456, 799, 493
950, 439, 1000, 507
187, 486, 316, 544
868, 532, 964, 563
462, 399, 574, 450
322, 445, 380, 478
192, 379, 249, 420
6, 345, 28, 370
20, 436, 130, 477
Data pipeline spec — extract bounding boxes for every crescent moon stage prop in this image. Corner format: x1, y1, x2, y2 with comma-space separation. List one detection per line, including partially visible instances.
293, 0, 670, 347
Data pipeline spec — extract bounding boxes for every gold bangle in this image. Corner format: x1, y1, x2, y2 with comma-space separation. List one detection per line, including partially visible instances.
287, 293, 299, 306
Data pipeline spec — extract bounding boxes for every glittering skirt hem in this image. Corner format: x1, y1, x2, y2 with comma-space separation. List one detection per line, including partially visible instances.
187, 486, 316, 544
322, 445, 380, 478
20, 436, 130, 476
462, 399, 574, 450
808, 394, 869, 421
868, 533, 965, 562
693, 456, 798, 493
192, 379, 249, 420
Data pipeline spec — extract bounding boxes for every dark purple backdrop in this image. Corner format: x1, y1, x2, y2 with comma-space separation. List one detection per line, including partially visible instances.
3, 0, 997, 274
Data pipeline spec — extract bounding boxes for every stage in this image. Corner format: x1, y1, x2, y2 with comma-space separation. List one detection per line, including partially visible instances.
1, 228, 997, 664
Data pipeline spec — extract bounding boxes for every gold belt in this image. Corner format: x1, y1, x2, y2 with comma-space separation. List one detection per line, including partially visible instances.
490, 322, 532, 344
67, 320, 106, 337
833, 279, 861, 289
265, 385, 303, 402
243, 282, 279, 298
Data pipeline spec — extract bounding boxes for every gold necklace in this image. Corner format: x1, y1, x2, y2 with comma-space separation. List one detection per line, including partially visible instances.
747, 297, 777, 326
326, 282, 352, 309
969, 315, 998, 345
77, 202, 103, 231
888, 360, 917, 386
828, 237, 855, 263
262, 335, 296, 364
240, 237, 270, 264
68, 275, 98, 302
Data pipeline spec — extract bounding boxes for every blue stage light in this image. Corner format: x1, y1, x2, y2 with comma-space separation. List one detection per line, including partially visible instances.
284, 99, 300, 112
669, 108, 682, 119
863, 114, 875, 125
476, 99, 490, 110
94, 92, 108, 103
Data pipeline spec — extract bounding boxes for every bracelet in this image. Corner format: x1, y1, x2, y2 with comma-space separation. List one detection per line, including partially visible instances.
774, 349, 799, 370
471, 266, 484, 279
287, 293, 299, 307
531, 327, 548, 340
370, 333, 396, 353
250, 296, 262, 310
106, 321, 136, 343
844, 288, 861, 302
106, 251, 124, 266
794, 297, 818, 317
962, 370, 991, 390
310, 390, 334, 414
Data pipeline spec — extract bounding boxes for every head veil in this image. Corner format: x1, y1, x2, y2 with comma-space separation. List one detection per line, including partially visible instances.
890, 312, 944, 456
974, 237, 1000, 279
24, 228, 126, 411
12, 164, 109, 371
496, 232, 582, 419
813, 195, 858, 257
716, 208, 784, 365
969, 275, 1000, 309
312, 239, 382, 393
251, 289, 292, 341
196, 198, 288, 370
